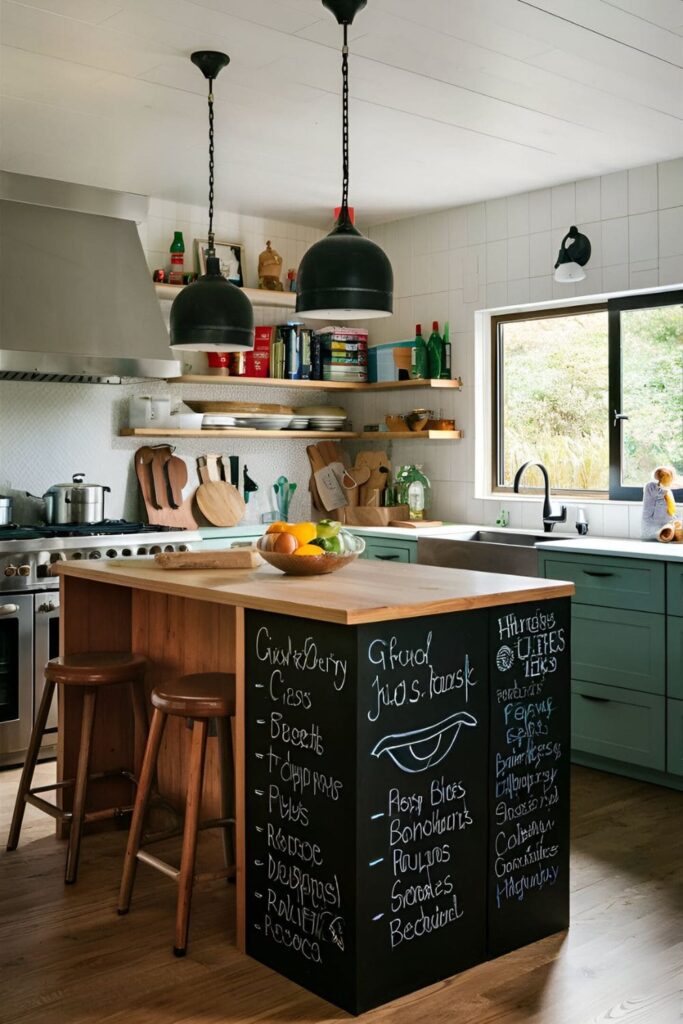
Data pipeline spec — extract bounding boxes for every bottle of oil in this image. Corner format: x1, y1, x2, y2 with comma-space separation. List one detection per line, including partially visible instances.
410, 324, 428, 379
427, 321, 442, 379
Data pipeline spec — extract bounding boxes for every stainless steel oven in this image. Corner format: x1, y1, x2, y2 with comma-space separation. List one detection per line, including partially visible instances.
34, 592, 60, 740
0, 594, 34, 767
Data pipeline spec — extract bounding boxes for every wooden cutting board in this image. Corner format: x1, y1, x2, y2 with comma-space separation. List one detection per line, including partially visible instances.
155, 549, 261, 569
195, 480, 246, 527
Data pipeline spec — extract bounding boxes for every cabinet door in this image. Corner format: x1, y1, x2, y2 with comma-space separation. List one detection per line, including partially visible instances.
541, 554, 664, 612
666, 699, 683, 776
668, 616, 683, 700
572, 605, 665, 695
668, 565, 683, 618
572, 680, 665, 770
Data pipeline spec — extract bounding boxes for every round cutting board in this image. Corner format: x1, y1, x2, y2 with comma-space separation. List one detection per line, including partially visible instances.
195, 481, 246, 527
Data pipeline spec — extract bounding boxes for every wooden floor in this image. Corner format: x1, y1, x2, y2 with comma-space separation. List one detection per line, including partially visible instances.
1, 763, 681, 1024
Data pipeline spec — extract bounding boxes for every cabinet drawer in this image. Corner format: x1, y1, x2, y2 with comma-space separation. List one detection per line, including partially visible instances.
362, 540, 414, 563
668, 616, 683, 700
542, 554, 664, 613
572, 604, 665, 695
572, 680, 665, 770
666, 699, 683, 776
667, 564, 683, 617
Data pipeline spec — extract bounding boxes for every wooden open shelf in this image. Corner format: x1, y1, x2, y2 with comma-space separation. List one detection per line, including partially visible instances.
166, 375, 463, 392
155, 282, 296, 309
120, 428, 462, 441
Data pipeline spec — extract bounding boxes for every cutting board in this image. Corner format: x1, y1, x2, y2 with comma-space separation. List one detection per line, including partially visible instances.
195, 480, 246, 527
134, 447, 197, 529
155, 549, 261, 569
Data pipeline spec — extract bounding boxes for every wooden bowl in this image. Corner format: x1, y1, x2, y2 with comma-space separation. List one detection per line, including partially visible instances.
256, 536, 365, 576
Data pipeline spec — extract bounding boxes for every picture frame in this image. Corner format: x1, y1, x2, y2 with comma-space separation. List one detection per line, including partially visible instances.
195, 238, 244, 287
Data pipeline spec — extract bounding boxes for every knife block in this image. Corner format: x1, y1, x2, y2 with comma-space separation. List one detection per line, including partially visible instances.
342, 505, 410, 527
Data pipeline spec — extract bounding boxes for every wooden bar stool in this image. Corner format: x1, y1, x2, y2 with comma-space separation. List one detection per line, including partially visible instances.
7, 652, 148, 885
117, 671, 236, 958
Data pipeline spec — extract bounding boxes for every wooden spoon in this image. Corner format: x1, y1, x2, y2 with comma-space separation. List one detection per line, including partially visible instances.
166, 456, 187, 509
151, 447, 172, 510
136, 446, 159, 510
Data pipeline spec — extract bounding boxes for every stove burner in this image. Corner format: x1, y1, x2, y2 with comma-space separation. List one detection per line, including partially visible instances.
0, 525, 45, 541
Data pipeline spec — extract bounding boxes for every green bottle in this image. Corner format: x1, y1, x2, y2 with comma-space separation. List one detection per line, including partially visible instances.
169, 231, 185, 285
440, 321, 451, 380
410, 324, 428, 380
427, 320, 442, 379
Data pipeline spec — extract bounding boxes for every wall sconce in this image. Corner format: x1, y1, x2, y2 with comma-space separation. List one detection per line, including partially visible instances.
554, 226, 591, 283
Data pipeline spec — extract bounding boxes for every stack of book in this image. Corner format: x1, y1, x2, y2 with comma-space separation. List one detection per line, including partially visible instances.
312, 327, 368, 383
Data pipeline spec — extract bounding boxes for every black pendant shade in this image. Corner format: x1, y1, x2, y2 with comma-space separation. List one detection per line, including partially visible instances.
295, 213, 393, 320
170, 51, 254, 352
170, 256, 254, 351
296, 0, 393, 321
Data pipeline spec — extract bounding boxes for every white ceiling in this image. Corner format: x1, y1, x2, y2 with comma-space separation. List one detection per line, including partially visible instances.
1, 0, 682, 227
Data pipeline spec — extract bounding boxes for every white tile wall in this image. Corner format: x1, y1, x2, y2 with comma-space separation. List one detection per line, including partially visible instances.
0, 199, 326, 524
364, 157, 683, 536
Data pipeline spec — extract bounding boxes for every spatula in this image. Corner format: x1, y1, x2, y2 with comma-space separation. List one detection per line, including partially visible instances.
166, 455, 187, 509
136, 446, 159, 510
151, 446, 172, 509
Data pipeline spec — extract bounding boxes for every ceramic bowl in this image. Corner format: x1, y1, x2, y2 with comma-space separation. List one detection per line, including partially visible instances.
256, 535, 365, 576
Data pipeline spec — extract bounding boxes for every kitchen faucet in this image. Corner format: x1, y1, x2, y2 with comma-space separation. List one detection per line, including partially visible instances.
513, 461, 567, 533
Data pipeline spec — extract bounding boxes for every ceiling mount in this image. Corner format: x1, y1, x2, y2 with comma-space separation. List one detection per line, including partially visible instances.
190, 50, 230, 81
322, 0, 367, 25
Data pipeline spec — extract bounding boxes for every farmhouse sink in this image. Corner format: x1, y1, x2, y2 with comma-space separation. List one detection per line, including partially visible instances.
418, 530, 568, 577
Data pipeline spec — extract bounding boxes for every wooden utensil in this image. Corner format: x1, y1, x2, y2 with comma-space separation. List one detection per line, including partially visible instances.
195, 480, 246, 527
166, 455, 187, 509
136, 446, 159, 510
155, 549, 261, 570
134, 447, 197, 530
306, 444, 328, 512
204, 453, 222, 482
342, 465, 370, 508
151, 446, 172, 508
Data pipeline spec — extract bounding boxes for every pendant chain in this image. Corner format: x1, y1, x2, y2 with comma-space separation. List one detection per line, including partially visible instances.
341, 23, 350, 213
207, 78, 215, 253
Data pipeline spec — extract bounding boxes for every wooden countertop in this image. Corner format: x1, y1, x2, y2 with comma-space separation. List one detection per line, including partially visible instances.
55, 559, 574, 625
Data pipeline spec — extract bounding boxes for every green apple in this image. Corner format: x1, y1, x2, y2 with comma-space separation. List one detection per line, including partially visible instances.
316, 518, 341, 540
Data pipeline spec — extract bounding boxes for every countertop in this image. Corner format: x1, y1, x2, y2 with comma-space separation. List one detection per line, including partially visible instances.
535, 536, 683, 561
55, 559, 573, 626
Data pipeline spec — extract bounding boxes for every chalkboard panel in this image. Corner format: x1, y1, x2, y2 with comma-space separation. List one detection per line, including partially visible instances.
487, 598, 571, 956
245, 612, 359, 1012
355, 610, 489, 1012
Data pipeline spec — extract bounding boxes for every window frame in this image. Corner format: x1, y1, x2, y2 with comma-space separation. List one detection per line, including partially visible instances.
608, 289, 683, 502
491, 302, 608, 499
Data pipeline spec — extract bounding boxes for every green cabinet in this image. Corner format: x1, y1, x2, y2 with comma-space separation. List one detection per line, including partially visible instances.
668, 564, 683, 618
666, 700, 683, 776
572, 680, 665, 770
359, 537, 416, 563
539, 554, 665, 612
668, 616, 683, 701
571, 605, 665, 695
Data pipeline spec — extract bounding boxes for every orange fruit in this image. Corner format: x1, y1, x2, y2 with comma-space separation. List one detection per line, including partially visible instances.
292, 543, 324, 557
266, 521, 288, 534
283, 522, 317, 546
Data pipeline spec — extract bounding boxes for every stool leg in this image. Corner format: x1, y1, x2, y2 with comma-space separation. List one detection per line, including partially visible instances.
7, 679, 56, 851
216, 715, 235, 876
118, 707, 167, 915
64, 687, 98, 885
174, 717, 208, 957
129, 680, 149, 781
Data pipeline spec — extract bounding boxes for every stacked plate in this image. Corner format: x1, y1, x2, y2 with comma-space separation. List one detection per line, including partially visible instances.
309, 416, 347, 431
288, 417, 310, 430
203, 413, 293, 430
294, 405, 347, 433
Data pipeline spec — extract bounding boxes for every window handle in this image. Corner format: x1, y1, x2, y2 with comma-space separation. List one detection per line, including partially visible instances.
579, 693, 611, 703
613, 410, 629, 427
583, 570, 614, 577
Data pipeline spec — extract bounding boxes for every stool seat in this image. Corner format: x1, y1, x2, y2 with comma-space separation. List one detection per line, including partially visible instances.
151, 672, 236, 718
46, 652, 147, 687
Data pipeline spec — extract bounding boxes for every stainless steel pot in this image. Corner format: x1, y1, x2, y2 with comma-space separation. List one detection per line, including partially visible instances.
0, 496, 13, 527
43, 474, 111, 525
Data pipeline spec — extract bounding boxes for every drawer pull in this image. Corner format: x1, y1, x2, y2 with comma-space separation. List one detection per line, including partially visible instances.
375, 554, 400, 561
582, 570, 614, 578
579, 694, 611, 703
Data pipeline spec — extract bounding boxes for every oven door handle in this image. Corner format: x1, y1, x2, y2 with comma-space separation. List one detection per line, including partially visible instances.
0, 603, 19, 616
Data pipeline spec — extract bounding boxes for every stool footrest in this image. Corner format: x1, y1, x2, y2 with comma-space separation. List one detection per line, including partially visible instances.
135, 848, 234, 886
25, 793, 69, 821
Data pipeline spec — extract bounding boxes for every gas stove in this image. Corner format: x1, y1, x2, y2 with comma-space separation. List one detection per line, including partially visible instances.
0, 521, 202, 592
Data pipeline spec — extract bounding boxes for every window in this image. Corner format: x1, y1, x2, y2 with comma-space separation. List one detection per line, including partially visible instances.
493, 290, 682, 500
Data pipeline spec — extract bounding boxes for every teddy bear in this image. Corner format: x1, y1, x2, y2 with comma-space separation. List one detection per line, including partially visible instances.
641, 466, 681, 541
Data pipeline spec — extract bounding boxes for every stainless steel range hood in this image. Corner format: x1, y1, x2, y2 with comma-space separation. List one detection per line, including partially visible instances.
0, 172, 181, 382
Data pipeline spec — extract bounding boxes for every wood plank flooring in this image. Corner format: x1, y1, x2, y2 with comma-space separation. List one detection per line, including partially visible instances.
1, 763, 681, 1024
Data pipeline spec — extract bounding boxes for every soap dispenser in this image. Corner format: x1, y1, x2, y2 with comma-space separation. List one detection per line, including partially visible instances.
575, 508, 589, 535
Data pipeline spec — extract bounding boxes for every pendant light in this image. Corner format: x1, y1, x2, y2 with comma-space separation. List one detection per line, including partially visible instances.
170, 51, 254, 351
554, 225, 591, 284
295, 0, 393, 320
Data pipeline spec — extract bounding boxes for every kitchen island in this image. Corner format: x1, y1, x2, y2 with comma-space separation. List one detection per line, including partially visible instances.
55, 558, 574, 1014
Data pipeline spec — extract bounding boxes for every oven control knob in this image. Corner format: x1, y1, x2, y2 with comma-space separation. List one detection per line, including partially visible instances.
17, 564, 31, 577
38, 601, 56, 613
50, 552, 66, 564
37, 563, 50, 578
88, 550, 102, 560
3, 564, 17, 577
